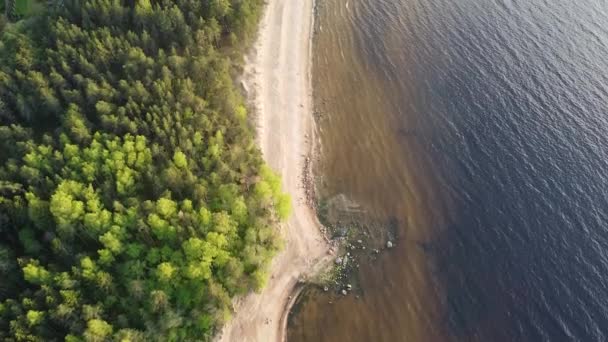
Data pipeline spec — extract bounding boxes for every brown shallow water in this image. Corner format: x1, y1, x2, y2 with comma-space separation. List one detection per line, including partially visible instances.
288, 0, 453, 340
289, 0, 608, 340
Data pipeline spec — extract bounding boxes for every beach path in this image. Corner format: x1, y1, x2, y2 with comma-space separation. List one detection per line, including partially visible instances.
216, 0, 330, 341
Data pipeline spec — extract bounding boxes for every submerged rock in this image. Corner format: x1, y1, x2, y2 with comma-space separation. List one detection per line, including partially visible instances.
336, 228, 348, 237
325, 194, 365, 226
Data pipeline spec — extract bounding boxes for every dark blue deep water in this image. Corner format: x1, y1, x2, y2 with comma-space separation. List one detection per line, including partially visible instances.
356, 0, 608, 340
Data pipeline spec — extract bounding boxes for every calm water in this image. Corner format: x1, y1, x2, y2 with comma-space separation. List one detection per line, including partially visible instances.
289, 0, 608, 341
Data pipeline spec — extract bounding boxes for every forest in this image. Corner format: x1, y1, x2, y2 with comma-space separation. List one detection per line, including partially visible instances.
0, 0, 291, 340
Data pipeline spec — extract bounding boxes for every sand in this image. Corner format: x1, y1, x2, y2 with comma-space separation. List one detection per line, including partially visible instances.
215, 0, 331, 341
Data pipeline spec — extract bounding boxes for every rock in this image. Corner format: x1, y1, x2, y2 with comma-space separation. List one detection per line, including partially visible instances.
362, 246, 366, 250
323, 286, 329, 292
341, 289, 348, 295
387, 241, 394, 249
346, 284, 352, 290
357, 239, 363, 244
335, 257, 343, 265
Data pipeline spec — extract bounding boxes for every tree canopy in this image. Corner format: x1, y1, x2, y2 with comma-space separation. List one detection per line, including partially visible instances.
0, 0, 290, 340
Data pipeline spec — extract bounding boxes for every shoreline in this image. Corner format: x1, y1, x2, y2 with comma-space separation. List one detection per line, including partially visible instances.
216, 0, 331, 341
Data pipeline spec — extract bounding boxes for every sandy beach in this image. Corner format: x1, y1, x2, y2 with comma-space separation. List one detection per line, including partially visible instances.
216, 0, 330, 341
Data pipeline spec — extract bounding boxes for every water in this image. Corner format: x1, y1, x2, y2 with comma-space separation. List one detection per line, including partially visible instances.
288, 0, 608, 341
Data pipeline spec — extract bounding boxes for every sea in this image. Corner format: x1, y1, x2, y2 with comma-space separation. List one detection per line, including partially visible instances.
288, 0, 608, 341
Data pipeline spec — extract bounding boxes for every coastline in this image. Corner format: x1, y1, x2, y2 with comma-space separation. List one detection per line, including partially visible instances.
216, 0, 331, 341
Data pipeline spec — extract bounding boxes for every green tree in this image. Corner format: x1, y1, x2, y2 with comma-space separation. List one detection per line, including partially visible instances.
84, 319, 113, 342
0, 0, 285, 339
173, 150, 187, 169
